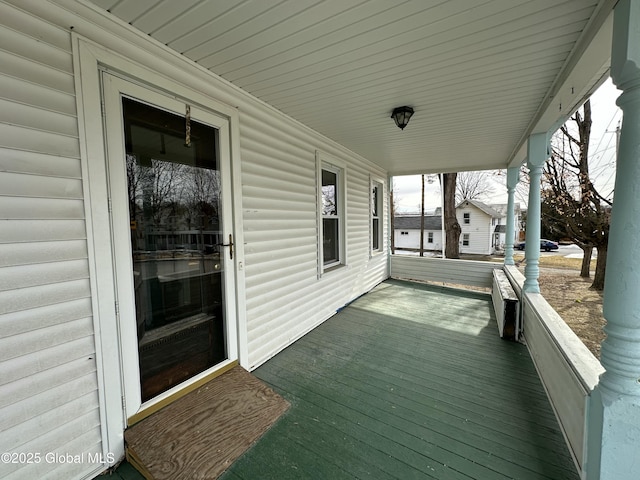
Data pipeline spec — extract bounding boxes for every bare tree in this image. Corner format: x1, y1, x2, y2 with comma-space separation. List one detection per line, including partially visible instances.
126, 153, 145, 221
127, 155, 186, 225
185, 167, 221, 229
455, 171, 496, 203
543, 100, 612, 290
514, 164, 531, 206
442, 172, 461, 258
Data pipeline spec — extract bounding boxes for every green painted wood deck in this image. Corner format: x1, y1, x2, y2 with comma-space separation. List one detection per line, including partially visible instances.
222, 280, 579, 480
107, 279, 579, 480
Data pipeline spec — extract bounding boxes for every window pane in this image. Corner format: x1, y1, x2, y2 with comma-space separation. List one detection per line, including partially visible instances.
372, 218, 379, 250
322, 169, 337, 215
372, 186, 379, 217
323, 218, 339, 264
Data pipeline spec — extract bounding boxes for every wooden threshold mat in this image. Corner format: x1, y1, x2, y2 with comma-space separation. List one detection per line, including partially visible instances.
125, 365, 289, 480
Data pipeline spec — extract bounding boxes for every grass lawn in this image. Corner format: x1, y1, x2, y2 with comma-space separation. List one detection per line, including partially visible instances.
511, 252, 597, 270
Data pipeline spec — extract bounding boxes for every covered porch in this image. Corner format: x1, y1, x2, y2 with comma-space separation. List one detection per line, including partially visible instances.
2, 1, 640, 479
74, 1, 640, 477
225, 279, 578, 480
113, 278, 579, 479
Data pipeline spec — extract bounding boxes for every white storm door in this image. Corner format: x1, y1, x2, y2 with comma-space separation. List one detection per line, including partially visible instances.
102, 73, 238, 419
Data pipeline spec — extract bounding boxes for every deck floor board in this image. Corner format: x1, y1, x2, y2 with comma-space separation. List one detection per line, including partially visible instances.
222, 280, 580, 480
262, 351, 572, 463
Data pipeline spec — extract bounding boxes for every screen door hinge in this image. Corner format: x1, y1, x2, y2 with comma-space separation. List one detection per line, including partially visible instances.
114, 301, 119, 317
107, 197, 113, 213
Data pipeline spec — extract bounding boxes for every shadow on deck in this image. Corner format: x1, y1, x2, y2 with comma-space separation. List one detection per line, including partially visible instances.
108, 279, 579, 480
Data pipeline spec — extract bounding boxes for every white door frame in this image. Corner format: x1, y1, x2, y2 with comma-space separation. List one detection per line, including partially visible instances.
102, 73, 239, 418
73, 35, 247, 462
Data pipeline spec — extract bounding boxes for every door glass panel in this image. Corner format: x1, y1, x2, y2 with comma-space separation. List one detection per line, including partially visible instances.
123, 97, 227, 402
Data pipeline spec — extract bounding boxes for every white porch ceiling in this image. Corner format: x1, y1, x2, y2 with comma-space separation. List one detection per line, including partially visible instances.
87, 0, 615, 175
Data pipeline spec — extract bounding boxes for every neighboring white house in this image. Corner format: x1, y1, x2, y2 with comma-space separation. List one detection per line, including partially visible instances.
491, 202, 523, 245
393, 215, 443, 252
457, 200, 504, 255
395, 201, 521, 255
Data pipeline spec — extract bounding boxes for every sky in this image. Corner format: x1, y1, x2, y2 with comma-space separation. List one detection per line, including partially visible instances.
392, 79, 622, 214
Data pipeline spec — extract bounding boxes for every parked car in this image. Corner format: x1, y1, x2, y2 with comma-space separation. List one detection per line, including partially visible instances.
516, 239, 559, 251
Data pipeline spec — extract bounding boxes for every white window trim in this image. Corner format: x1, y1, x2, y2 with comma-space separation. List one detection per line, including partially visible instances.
463, 233, 470, 246
316, 151, 347, 276
370, 175, 385, 256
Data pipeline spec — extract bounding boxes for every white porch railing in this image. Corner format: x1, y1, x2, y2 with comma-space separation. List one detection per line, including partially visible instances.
522, 293, 603, 476
391, 256, 605, 479
390, 255, 501, 289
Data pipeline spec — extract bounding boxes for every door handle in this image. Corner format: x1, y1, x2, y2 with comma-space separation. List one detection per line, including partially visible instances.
218, 234, 234, 260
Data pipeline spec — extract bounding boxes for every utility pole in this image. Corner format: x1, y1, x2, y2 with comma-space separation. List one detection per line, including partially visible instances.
420, 175, 425, 257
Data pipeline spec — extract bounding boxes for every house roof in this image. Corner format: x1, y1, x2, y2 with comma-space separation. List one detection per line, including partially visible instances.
88, 1, 615, 175
457, 199, 502, 218
491, 203, 522, 216
395, 215, 442, 231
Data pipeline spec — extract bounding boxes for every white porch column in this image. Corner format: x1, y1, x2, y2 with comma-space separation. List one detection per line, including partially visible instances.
522, 133, 547, 293
588, 1, 640, 479
503, 167, 520, 266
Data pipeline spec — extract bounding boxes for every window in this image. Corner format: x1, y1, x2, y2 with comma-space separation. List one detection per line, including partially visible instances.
371, 180, 383, 253
427, 232, 433, 243
322, 168, 340, 265
463, 212, 470, 224
463, 233, 470, 246
400, 231, 409, 235
317, 152, 346, 272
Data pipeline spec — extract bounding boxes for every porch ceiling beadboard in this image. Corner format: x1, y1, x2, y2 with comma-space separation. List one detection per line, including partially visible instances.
88, 0, 614, 175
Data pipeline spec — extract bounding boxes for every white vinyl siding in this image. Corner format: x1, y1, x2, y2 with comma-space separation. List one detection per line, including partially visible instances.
242, 124, 387, 368
0, 4, 103, 480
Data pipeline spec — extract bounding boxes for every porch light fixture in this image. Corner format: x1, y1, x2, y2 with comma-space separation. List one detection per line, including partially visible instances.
391, 106, 414, 130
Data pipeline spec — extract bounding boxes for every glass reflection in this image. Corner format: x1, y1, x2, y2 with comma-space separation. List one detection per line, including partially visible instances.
123, 98, 226, 401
